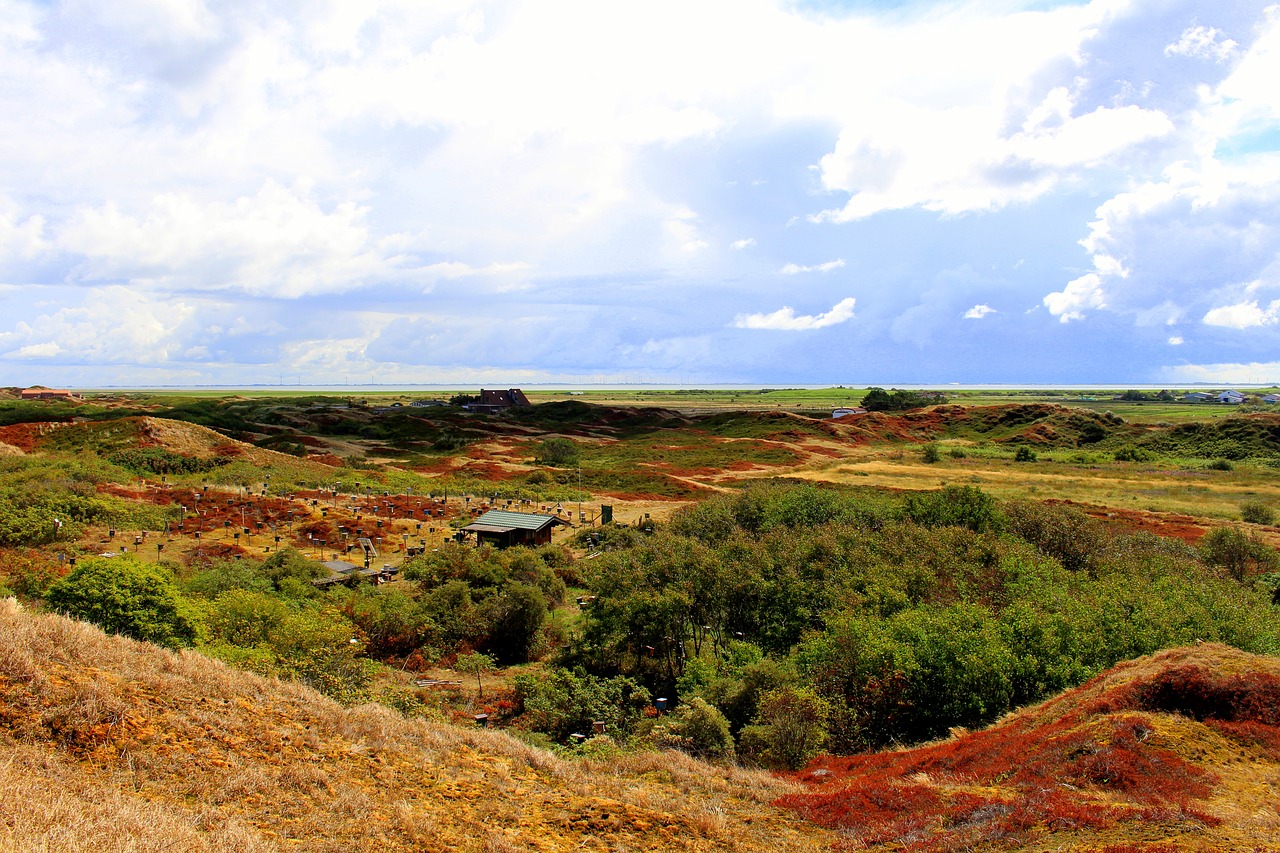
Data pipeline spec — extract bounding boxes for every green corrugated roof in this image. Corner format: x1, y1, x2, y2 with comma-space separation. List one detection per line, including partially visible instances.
470, 510, 560, 531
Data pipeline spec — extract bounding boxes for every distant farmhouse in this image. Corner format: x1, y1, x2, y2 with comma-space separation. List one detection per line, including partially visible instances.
831, 407, 868, 418
1263, 394, 1280, 404
463, 388, 532, 415
1182, 390, 1252, 404
20, 387, 81, 402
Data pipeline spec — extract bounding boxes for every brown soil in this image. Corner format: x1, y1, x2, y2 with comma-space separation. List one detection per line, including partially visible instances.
1047, 499, 1209, 545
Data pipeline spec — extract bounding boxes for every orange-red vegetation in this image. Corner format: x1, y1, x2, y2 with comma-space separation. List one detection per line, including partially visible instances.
0, 422, 61, 451
781, 644, 1280, 851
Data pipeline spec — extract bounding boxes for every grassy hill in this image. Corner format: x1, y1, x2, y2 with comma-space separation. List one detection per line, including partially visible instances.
0, 598, 835, 853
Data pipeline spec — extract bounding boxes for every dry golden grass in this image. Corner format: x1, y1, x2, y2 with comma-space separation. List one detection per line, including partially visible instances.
0, 599, 838, 852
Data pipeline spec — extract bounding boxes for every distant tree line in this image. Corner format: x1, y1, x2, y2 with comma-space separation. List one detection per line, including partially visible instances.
861, 387, 947, 412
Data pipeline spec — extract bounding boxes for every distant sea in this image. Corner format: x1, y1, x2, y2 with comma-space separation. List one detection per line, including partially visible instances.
73, 381, 1258, 393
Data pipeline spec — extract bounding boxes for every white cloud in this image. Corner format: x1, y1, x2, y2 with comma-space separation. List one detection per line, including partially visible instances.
663, 206, 709, 254
1165, 25, 1239, 62
962, 304, 995, 319
1161, 360, 1280, 384
11, 341, 61, 358
1007, 102, 1174, 170
1203, 299, 1280, 329
53, 182, 523, 297
807, 2, 1181, 222
734, 296, 856, 331
0, 202, 47, 259
1043, 272, 1106, 322
779, 259, 845, 275
1168, 336, 1184, 345
67, 0, 221, 45
1, 1, 1279, 384
813, 94, 1174, 221
0, 286, 197, 363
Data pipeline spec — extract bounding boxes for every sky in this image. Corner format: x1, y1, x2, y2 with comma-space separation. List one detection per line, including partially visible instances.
0, 0, 1277, 387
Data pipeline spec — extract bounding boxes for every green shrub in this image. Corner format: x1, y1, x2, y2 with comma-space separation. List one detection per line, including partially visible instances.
331, 585, 435, 658
739, 686, 829, 770
1199, 527, 1280, 581
482, 582, 548, 664
1114, 446, 1153, 462
903, 485, 1001, 533
203, 589, 369, 702
108, 448, 230, 475
535, 437, 580, 467
1241, 500, 1276, 526
651, 697, 735, 762
1014, 446, 1038, 462
512, 668, 651, 742
1003, 499, 1108, 572
46, 557, 197, 648
1207, 459, 1234, 471
921, 444, 941, 464
861, 388, 946, 412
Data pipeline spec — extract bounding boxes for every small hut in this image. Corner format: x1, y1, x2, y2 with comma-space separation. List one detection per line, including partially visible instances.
460, 510, 565, 548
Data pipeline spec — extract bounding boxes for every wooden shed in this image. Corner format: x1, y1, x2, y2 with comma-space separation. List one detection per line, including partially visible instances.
460, 510, 565, 548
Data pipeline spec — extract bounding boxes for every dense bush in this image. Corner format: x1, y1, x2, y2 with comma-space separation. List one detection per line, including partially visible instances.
202, 589, 369, 702
649, 697, 735, 762
1242, 500, 1276, 526
1199, 527, 1280, 581
564, 482, 1280, 758
903, 485, 1001, 532
739, 687, 830, 770
400, 545, 562, 662
861, 388, 946, 412
1114, 446, 1154, 462
1002, 499, 1108, 572
46, 557, 197, 648
108, 448, 230, 475
534, 437, 580, 467
511, 668, 651, 742
1141, 417, 1280, 461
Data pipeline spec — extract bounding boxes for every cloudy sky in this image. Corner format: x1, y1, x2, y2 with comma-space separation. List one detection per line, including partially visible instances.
0, 0, 1277, 387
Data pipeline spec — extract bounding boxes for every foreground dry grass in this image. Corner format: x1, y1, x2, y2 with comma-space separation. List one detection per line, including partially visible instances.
0, 599, 837, 853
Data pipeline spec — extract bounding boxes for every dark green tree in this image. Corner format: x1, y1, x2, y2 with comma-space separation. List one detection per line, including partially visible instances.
483, 582, 548, 664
